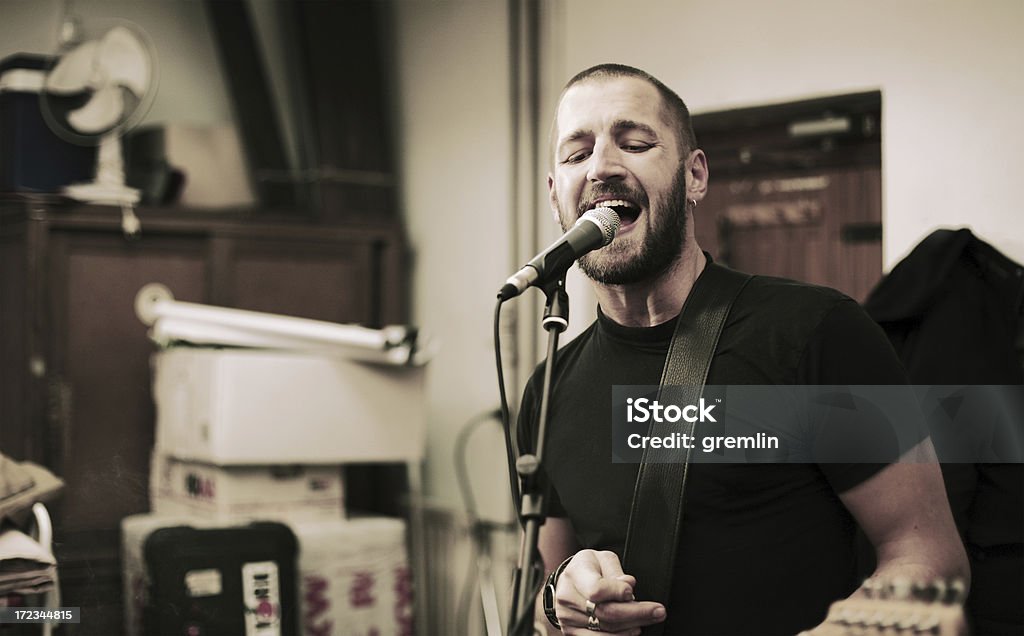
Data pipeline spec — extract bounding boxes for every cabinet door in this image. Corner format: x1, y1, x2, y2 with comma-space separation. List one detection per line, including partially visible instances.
699, 167, 882, 303
0, 229, 29, 459
225, 236, 375, 324
47, 229, 208, 634
48, 230, 208, 529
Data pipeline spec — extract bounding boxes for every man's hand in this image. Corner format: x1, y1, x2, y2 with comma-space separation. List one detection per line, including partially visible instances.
553, 549, 666, 635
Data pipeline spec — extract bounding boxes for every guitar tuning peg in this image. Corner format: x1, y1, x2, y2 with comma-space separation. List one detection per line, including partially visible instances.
835, 606, 858, 626
862, 577, 883, 599
890, 577, 913, 601
866, 609, 889, 629
912, 579, 930, 601
912, 579, 944, 603
916, 614, 942, 634
947, 578, 967, 605
878, 611, 898, 631
896, 611, 924, 631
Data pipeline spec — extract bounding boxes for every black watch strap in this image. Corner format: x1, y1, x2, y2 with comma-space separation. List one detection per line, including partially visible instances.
543, 556, 574, 629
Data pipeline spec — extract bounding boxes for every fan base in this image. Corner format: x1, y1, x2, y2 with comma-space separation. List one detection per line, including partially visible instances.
63, 182, 140, 206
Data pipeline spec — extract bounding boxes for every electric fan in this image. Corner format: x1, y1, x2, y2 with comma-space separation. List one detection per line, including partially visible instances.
41, 21, 157, 233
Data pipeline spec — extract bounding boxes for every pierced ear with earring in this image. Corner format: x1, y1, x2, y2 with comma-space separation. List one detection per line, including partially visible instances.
689, 198, 698, 211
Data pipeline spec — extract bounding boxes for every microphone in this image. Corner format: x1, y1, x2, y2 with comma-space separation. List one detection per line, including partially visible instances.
498, 207, 620, 300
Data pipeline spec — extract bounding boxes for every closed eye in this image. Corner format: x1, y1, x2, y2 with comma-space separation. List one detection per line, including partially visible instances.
622, 142, 653, 153
562, 149, 591, 164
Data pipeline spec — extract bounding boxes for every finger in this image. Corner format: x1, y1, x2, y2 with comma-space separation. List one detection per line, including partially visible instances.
594, 550, 626, 579
597, 600, 666, 627
565, 548, 627, 579
563, 552, 634, 605
556, 600, 666, 633
563, 627, 641, 636
563, 570, 634, 606
560, 614, 643, 636
592, 551, 635, 602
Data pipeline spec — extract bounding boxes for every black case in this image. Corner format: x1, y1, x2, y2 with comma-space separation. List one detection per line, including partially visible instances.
142, 522, 298, 636
0, 53, 96, 192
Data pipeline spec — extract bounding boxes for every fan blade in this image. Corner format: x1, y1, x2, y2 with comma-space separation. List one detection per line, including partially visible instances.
68, 84, 125, 133
46, 40, 99, 93
97, 26, 150, 96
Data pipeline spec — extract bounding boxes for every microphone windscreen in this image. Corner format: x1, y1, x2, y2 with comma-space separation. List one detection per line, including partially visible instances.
582, 207, 621, 245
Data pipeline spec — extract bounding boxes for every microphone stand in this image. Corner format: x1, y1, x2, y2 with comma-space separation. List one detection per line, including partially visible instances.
507, 276, 570, 636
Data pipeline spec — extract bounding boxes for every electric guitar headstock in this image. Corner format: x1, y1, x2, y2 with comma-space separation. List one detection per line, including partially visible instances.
800, 578, 969, 636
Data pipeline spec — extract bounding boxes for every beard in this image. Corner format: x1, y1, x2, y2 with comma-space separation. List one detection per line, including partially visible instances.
569, 167, 689, 286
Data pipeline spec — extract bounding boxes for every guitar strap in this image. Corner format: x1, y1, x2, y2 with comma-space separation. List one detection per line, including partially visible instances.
621, 262, 752, 635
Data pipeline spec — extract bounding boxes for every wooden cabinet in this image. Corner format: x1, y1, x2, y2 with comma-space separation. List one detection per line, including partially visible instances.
0, 195, 408, 634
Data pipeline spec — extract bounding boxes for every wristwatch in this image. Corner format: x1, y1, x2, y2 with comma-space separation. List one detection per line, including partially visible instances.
543, 556, 573, 629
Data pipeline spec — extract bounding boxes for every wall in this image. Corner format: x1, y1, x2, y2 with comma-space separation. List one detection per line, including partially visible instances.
392, 0, 516, 521
556, 0, 1024, 268
391, 3, 520, 630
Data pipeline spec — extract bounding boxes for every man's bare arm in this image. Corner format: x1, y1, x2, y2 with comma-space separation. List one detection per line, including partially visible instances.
839, 438, 970, 592
539, 516, 579, 575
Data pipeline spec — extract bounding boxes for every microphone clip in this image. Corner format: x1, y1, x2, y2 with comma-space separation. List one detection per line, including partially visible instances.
541, 276, 569, 333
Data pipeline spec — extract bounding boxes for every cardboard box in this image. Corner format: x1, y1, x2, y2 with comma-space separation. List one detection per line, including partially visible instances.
153, 348, 426, 464
294, 517, 413, 636
127, 123, 256, 209
123, 514, 412, 636
149, 453, 344, 521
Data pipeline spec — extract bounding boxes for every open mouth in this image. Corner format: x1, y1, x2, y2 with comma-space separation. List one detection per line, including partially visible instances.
594, 199, 641, 228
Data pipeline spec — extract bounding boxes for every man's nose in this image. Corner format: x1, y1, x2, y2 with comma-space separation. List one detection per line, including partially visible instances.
586, 142, 626, 183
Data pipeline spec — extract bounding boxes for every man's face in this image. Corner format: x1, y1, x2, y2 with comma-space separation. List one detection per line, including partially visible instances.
549, 76, 690, 285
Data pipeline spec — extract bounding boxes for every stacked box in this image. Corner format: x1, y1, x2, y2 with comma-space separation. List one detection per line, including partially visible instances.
149, 453, 344, 522
294, 517, 413, 636
152, 348, 426, 465
136, 343, 426, 635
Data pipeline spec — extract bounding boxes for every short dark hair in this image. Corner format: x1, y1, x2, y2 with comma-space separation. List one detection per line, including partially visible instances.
555, 63, 698, 156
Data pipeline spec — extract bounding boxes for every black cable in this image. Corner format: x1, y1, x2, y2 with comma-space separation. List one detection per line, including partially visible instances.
494, 292, 551, 634
494, 297, 522, 507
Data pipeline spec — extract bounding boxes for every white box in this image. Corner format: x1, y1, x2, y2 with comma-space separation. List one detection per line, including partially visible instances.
294, 517, 413, 636
123, 514, 412, 636
162, 123, 256, 209
149, 453, 344, 521
153, 348, 426, 464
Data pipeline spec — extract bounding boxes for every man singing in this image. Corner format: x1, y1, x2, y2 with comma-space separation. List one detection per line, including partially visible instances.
517, 64, 967, 635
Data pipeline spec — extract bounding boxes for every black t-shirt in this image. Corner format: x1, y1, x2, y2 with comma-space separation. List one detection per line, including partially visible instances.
517, 274, 909, 636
